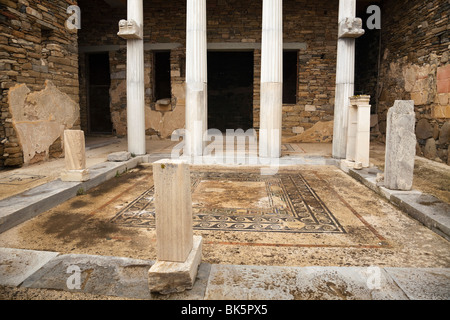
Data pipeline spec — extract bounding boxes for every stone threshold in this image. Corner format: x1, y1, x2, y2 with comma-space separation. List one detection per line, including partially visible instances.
0, 247, 449, 300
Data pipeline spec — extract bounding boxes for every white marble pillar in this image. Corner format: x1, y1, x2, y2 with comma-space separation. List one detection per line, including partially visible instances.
259, 0, 283, 158
332, 0, 364, 159
118, 0, 146, 155
185, 0, 207, 157
346, 95, 371, 168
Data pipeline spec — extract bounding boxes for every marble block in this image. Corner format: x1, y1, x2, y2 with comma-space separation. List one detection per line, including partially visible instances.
107, 151, 131, 162
152, 159, 193, 262
61, 169, 90, 182
148, 236, 203, 294
61, 130, 89, 182
118, 19, 143, 40
384, 100, 416, 190
338, 17, 365, 38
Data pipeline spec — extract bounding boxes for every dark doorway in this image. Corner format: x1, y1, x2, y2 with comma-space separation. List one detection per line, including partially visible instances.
207, 51, 254, 132
283, 50, 298, 104
88, 53, 112, 134
153, 51, 171, 101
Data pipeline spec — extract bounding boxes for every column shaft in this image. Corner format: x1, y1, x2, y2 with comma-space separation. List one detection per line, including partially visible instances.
127, 0, 146, 155
185, 0, 207, 156
259, 0, 283, 158
332, 0, 357, 159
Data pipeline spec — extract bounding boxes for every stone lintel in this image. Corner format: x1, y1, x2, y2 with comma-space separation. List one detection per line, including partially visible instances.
148, 236, 203, 294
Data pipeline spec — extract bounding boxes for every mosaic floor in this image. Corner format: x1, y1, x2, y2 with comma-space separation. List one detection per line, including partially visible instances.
110, 170, 345, 234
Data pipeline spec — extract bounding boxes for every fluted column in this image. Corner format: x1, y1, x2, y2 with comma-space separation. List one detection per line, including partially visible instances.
124, 0, 146, 155
332, 0, 364, 159
259, 0, 283, 158
185, 0, 207, 156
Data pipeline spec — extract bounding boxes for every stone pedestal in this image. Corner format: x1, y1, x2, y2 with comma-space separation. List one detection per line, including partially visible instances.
384, 100, 416, 190
346, 95, 371, 168
148, 236, 203, 294
61, 130, 90, 182
148, 159, 202, 294
259, 0, 283, 159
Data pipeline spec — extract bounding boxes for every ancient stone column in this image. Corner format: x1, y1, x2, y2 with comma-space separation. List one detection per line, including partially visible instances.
259, 0, 283, 158
61, 130, 90, 182
332, 0, 365, 159
118, 0, 146, 155
384, 100, 416, 190
148, 159, 202, 294
185, 0, 207, 157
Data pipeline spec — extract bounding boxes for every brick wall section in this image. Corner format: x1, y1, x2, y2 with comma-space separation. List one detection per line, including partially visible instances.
0, 0, 79, 167
78, 0, 338, 140
377, 0, 450, 163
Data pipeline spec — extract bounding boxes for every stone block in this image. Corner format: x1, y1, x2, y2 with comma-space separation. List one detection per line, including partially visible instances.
148, 236, 203, 294
152, 159, 193, 262
438, 121, 450, 145
338, 17, 365, 38
61, 169, 90, 182
384, 100, 416, 190
107, 151, 131, 162
423, 138, 437, 159
61, 130, 89, 182
415, 119, 433, 140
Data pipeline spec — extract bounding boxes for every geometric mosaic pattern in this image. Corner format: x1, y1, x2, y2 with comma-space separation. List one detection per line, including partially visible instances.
110, 171, 345, 234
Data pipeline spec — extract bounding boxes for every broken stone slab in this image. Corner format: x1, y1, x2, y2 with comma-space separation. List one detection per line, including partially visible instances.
0, 248, 59, 287
384, 100, 416, 191
148, 235, 203, 294
107, 151, 131, 162
61, 130, 90, 182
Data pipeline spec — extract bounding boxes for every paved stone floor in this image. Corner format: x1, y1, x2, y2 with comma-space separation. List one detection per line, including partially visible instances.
0, 163, 448, 269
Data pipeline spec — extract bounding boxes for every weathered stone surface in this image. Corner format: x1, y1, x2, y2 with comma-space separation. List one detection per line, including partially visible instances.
107, 151, 131, 162
415, 119, 433, 140
8, 81, 79, 165
148, 236, 203, 294
448, 146, 450, 166
438, 121, 450, 145
153, 159, 193, 262
284, 121, 333, 143
423, 138, 437, 159
384, 100, 416, 190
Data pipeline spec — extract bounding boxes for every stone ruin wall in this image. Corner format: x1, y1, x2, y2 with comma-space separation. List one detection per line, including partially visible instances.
78, 0, 339, 142
376, 0, 450, 165
0, 0, 80, 167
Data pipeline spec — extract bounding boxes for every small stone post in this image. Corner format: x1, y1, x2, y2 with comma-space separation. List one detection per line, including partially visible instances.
384, 100, 416, 190
346, 95, 371, 168
61, 130, 90, 182
148, 159, 202, 294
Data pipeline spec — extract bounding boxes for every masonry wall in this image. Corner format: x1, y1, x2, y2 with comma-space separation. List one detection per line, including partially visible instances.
376, 0, 450, 164
0, 0, 80, 167
78, 0, 339, 141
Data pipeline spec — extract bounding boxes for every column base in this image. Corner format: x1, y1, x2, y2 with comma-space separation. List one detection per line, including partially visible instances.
148, 236, 203, 294
61, 169, 90, 182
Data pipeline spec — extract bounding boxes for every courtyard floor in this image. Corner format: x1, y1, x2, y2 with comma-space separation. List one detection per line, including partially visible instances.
0, 136, 449, 300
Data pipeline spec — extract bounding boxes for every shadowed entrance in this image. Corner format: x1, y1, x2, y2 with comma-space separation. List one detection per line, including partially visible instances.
207, 51, 254, 132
